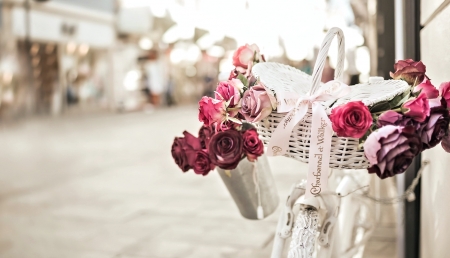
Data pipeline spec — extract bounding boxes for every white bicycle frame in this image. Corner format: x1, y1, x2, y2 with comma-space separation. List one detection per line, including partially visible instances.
271, 169, 375, 258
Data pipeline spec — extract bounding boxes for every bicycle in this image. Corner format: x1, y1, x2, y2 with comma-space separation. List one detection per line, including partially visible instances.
270, 159, 428, 258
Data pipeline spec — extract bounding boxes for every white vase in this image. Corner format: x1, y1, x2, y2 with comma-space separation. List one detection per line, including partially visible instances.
216, 154, 279, 220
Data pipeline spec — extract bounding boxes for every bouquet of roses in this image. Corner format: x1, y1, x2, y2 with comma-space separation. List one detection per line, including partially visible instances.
329, 59, 450, 179
172, 42, 450, 181
171, 44, 268, 175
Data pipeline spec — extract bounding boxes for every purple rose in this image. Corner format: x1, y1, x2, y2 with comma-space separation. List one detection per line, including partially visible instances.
208, 129, 244, 170
419, 102, 450, 149
364, 125, 422, 179
377, 110, 420, 130
239, 85, 273, 122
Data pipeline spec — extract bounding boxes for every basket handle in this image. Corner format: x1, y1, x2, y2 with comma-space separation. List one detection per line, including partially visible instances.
309, 27, 345, 95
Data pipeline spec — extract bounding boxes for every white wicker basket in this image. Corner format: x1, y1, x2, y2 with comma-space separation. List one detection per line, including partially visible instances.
252, 27, 410, 169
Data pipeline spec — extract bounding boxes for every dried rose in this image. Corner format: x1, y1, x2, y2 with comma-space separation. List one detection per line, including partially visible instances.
402, 92, 430, 122
439, 81, 450, 108
413, 79, 439, 99
198, 96, 226, 126
364, 125, 422, 179
330, 101, 373, 138
191, 150, 215, 176
208, 129, 244, 170
239, 85, 273, 122
390, 59, 427, 85
242, 128, 264, 162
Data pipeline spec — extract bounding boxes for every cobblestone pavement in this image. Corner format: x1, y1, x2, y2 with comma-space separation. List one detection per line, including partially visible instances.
0, 107, 396, 258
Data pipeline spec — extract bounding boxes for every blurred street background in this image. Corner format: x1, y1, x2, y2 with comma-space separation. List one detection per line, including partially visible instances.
0, 106, 396, 258
0, 0, 403, 257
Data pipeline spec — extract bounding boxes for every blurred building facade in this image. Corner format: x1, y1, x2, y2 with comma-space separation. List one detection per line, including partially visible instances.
0, 0, 117, 119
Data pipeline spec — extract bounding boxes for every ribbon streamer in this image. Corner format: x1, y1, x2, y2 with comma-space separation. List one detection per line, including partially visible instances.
267, 80, 351, 199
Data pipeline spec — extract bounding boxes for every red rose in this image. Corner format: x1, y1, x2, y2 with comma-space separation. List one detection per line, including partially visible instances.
439, 81, 450, 108
198, 96, 226, 126
208, 129, 244, 170
330, 101, 373, 138
171, 137, 191, 172
191, 150, 215, 176
390, 59, 427, 85
171, 131, 202, 172
242, 128, 264, 162
413, 78, 439, 99
402, 92, 430, 122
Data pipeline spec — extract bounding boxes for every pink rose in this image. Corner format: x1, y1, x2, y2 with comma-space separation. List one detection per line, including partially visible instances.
329, 101, 373, 138
232, 44, 260, 69
198, 96, 226, 126
215, 79, 243, 107
439, 81, 450, 108
402, 92, 430, 122
242, 128, 264, 162
413, 79, 439, 99
390, 59, 427, 85
239, 85, 273, 122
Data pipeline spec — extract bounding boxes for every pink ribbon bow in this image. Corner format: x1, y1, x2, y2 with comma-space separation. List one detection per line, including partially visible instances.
267, 80, 351, 198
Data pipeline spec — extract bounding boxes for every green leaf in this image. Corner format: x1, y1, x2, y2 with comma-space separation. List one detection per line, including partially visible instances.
237, 74, 249, 87
369, 101, 391, 113
388, 91, 411, 109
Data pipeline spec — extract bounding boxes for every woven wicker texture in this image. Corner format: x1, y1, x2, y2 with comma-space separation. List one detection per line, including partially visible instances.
252, 27, 410, 169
